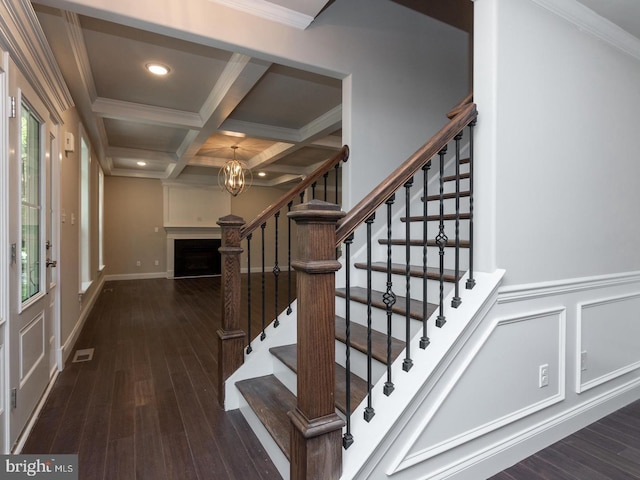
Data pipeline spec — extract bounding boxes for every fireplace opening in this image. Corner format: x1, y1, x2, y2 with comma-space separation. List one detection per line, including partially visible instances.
174, 238, 221, 278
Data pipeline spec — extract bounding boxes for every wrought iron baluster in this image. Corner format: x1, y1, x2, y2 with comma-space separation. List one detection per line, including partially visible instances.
273, 212, 280, 327
312, 181, 317, 199
420, 161, 431, 349
466, 121, 476, 290
452, 132, 463, 308
383, 194, 396, 395
299, 191, 305, 204
287, 201, 294, 314
436, 146, 448, 328
364, 214, 376, 423
260, 222, 266, 340
343, 233, 354, 449
403, 178, 413, 372
323, 171, 329, 201
246, 233, 253, 354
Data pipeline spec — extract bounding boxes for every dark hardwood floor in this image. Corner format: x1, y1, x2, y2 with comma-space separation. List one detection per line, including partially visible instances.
23, 273, 640, 480
23, 274, 293, 480
490, 399, 640, 480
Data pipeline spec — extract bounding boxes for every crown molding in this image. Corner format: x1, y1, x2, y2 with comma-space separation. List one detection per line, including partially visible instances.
0, 1, 73, 122
531, 0, 640, 61
209, 0, 315, 30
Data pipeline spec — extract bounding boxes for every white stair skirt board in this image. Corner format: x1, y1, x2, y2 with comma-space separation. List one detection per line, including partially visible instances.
341, 270, 505, 480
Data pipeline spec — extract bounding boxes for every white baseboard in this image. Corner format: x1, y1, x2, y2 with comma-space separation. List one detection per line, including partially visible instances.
12, 369, 60, 454
61, 275, 105, 364
104, 272, 167, 281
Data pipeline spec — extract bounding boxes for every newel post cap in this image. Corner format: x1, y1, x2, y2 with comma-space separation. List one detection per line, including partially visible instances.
217, 214, 245, 228
288, 199, 345, 223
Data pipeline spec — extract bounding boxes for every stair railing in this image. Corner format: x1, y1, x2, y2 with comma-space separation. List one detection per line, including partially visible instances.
332, 99, 477, 448
216, 146, 349, 406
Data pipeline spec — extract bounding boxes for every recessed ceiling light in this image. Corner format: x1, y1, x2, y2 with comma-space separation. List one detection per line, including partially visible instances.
145, 63, 170, 76
137, 161, 147, 166
258, 172, 266, 177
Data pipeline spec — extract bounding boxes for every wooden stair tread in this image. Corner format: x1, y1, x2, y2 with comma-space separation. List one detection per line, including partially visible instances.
423, 191, 470, 202
236, 375, 295, 460
379, 239, 470, 248
401, 213, 470, 222
443, 172, 470, 182
335, 286, 437, 321
269, 344, 369, 415
335, 315, 405, 365
354, 262, 461, 282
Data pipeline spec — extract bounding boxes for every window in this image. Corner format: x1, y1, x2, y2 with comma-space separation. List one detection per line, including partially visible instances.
98, 167, 104, 270
21, 103, 42, 303
80, 132, 91, 291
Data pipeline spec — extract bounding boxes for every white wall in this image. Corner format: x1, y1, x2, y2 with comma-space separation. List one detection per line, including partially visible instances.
36, 0, 470, 213
478, 0, 640, 285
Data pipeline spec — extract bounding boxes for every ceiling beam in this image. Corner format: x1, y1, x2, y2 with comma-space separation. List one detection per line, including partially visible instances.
167, 53, 272, 179
92, 97, 203, 129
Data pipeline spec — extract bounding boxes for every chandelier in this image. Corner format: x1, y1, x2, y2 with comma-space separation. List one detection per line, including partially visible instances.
218, 146, 251, 196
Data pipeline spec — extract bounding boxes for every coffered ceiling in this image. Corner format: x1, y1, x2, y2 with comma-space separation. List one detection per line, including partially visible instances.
31, 0, 640, 191
32, 1, 341, 188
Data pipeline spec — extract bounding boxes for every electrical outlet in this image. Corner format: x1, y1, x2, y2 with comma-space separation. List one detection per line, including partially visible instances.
136, 260, 141, 267
581, 351, 587, 371
539, 364, 549, 388
154, 260, 159, 266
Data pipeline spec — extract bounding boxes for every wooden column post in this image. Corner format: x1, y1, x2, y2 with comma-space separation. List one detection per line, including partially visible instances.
288, 200, 346, 480
217, 214, 246, 407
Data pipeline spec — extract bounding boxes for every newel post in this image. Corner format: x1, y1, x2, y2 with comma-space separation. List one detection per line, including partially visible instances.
288, 200, 346, 480
216, 214, 246, 407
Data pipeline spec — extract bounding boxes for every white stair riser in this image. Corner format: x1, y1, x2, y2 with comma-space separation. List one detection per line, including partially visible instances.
335, 298, 421, 340
402, 219, 471, 240
335, 340, 387, 384
237, 396, 290, 480
382, 245, 470, 271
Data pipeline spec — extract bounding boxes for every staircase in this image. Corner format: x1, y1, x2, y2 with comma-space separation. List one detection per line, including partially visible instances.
218, 98, 488, 479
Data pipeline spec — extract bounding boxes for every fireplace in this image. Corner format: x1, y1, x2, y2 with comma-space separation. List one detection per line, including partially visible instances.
173, 238, 221, 278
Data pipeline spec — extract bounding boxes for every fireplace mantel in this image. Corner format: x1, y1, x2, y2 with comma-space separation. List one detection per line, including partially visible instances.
165, 227, 222, 278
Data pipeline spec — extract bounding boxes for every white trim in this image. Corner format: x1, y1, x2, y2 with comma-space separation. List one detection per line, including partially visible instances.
530, 0, 640, 62
60, 276, 104, 364
389, 307, 566, 474
498, 270, 640, 303
93, 97, 203, 129
208, 0, 314, 30
103, 272, 167, 282
0, 1, 73, 121
0, 49, 8, 454
11, 369, 59, 454
426, 376, 640, 480
576, 291, 640, 393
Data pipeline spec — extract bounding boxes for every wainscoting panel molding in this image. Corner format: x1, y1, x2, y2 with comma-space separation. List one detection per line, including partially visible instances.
577, 291, 640, 393
392, 307, 566, 474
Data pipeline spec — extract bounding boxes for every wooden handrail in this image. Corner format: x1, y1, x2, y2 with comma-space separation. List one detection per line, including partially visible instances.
240, 145, 349, 240
447, 92, 473, 119
335, 103, 477, 246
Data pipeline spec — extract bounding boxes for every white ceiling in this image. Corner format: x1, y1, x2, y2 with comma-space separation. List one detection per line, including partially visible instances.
32, 1, 341, 188
31, 0, 640, 190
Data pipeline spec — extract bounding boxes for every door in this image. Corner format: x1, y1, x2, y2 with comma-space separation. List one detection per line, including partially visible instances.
7, 58, 57, 448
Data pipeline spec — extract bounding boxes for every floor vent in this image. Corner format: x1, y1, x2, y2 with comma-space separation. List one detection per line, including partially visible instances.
72, 348, 95, 363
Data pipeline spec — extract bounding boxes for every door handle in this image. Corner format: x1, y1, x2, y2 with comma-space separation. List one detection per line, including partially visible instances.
46, 259, 57, 268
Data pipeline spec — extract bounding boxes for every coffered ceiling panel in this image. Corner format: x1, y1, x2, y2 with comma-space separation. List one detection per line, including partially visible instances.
81, 16, 233, 111
229, 64, 342, 129
32, 1, 343, 187
103, 119, 188, 153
